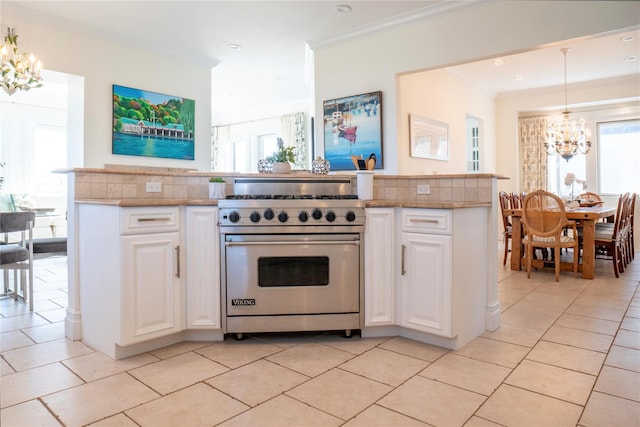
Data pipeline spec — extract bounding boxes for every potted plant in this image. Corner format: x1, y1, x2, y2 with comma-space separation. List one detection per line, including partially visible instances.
266, 137, 295, 174
208, 177, 226, 199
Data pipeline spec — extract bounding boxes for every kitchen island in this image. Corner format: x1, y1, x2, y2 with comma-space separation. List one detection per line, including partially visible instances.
65, 167, 502, 358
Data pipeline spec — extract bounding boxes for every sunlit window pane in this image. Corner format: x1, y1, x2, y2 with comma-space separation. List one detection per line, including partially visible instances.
598, 120, 640, 194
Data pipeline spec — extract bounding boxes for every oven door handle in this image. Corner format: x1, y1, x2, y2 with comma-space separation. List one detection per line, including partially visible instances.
225, 240, 360, 247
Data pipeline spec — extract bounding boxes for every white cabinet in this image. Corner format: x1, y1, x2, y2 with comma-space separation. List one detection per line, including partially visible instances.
363, 206, 488, 349
399, 209, 453, 337
120, 230, 182, 345
185, 207, 220, 329
78, 204, 183, 358
364, 208, 395, 326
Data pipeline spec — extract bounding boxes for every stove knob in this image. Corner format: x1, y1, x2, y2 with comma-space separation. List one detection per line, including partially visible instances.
312, 208, 323, 220
298, 211, 309, 222
250, 211, 261, 223
345, 210, 357, 222
278, 211, 289, 222
228, 211, 241, 223
325, 211, 336, 222
264, 208, 275, 220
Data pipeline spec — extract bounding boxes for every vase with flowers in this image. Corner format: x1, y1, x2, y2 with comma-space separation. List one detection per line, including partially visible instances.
266, 137, 295, 174
564, 173, 587, 201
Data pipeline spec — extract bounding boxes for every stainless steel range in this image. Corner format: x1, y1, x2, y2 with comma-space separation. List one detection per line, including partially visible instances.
219, 177, 365, 339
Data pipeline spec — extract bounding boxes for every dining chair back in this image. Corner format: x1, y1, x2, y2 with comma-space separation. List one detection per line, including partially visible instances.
510, 192, 524, 209
0, 212, 35, 310
498, 191, 513, 265
578, 192, 602, 203
629, 193, 636, 261
521, 190, 579, 281
594, 193, 627, 278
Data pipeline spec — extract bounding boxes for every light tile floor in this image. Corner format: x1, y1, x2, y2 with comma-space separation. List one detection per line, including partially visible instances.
1, 250, 639, 427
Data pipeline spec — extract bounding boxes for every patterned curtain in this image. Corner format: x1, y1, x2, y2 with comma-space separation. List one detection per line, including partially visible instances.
519, 116, 548, 193
281, 112, 307, 169
211, 125, 231, 171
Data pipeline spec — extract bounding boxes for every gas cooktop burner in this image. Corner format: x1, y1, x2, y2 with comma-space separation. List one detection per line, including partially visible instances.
226, 194, 359, 200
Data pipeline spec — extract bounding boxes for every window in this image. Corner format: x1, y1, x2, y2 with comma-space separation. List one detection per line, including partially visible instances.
466, 115, 481, 172
547, 149, 586, 199
598, 119, 640, 194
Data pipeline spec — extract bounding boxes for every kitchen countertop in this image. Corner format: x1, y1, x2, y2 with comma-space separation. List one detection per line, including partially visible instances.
76, 198, 491, 209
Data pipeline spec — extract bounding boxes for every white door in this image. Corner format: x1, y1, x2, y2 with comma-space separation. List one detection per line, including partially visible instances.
120, 232, 181, 345
364, 208, 395, 326
400, 232, 453, 337
185, 207, 220, 329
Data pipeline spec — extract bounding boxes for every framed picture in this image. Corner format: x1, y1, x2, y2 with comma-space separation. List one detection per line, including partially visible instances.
323, 91, 382, 170
409, 114, 449, 161
112, 85, 195, 160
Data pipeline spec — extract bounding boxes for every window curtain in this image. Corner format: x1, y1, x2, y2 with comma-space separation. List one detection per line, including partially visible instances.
519, 116, 548, 193
280, 112, 307, 169
211, 125, 231, 171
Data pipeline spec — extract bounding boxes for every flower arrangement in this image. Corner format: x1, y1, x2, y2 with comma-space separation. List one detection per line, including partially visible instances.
266, 137, 295, 164
564, 173, 587, 201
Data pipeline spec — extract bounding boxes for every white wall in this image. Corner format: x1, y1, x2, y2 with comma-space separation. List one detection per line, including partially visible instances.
313, 1, 640, 174
2, 5, 213, 170
397, 69, 495, 175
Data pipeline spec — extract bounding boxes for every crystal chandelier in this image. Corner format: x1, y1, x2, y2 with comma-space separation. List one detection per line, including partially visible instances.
0, 27, 43, 95
545, 48, 591, 162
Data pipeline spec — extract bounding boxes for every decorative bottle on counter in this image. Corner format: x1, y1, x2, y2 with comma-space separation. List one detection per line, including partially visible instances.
312, 156, 330, 174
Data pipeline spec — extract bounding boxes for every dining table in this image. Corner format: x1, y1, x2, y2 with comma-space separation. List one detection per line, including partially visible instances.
506, 205, 616, 279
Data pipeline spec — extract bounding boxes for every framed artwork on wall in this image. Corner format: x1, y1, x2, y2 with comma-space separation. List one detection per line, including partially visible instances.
409, 114, 449, 161
112, 84, 195, 160
322, 91, 382, 170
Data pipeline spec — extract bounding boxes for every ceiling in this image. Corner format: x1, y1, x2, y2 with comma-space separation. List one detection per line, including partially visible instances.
4, 1, 639, 123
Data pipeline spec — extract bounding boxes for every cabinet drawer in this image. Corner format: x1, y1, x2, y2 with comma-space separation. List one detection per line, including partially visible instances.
120, 207, 180, 235
401, 209, 452, 235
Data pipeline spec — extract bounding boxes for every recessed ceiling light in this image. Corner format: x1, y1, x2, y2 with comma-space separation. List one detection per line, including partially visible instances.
336, 5, 352, 13
514, 74, 524, 81
227, 43, 242, 50
626, 55, 638, 62
494, 58, 504, 66
621, 35, 634, 42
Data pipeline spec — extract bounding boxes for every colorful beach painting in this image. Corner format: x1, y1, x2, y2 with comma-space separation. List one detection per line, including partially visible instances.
323, 91, 382, 170
112, 85, 195, 160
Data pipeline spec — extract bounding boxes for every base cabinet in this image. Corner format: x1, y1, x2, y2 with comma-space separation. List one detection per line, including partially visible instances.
363, 207, 488, 350
364, 208, 395, 326
121, 231, 182, 345
78, 205, 184, 358
185, 207, 220, 329
400, 231, 452, 336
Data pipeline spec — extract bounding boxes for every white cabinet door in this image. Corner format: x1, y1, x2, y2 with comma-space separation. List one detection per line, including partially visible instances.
185, 207, 220, 329
364, 208, 395, 326
400, 232, 453, 337
120, 232, 182, 345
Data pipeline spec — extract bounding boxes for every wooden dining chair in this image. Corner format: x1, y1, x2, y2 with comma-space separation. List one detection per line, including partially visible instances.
510, 192, 525, 209
578, 192, 603, 203
498, 191, 513, 265
593, 193, 628, 278
521, 190, 579, 282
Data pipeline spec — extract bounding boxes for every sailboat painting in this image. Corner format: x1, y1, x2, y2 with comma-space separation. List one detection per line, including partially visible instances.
323, 91, 383, 170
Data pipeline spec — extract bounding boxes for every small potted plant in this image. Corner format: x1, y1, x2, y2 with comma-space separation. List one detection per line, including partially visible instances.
208, 177, 226, 199
266, 137, 295, 174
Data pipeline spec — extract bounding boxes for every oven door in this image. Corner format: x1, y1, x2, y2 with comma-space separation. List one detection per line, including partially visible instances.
224, 233, 360, 316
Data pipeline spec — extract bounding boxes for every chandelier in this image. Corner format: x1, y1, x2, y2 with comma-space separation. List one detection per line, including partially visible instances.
544, 48, 591, 162
0, 27, 43, 95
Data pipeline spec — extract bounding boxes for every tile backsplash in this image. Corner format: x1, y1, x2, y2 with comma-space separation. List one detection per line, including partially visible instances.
72, 168, 495, 204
